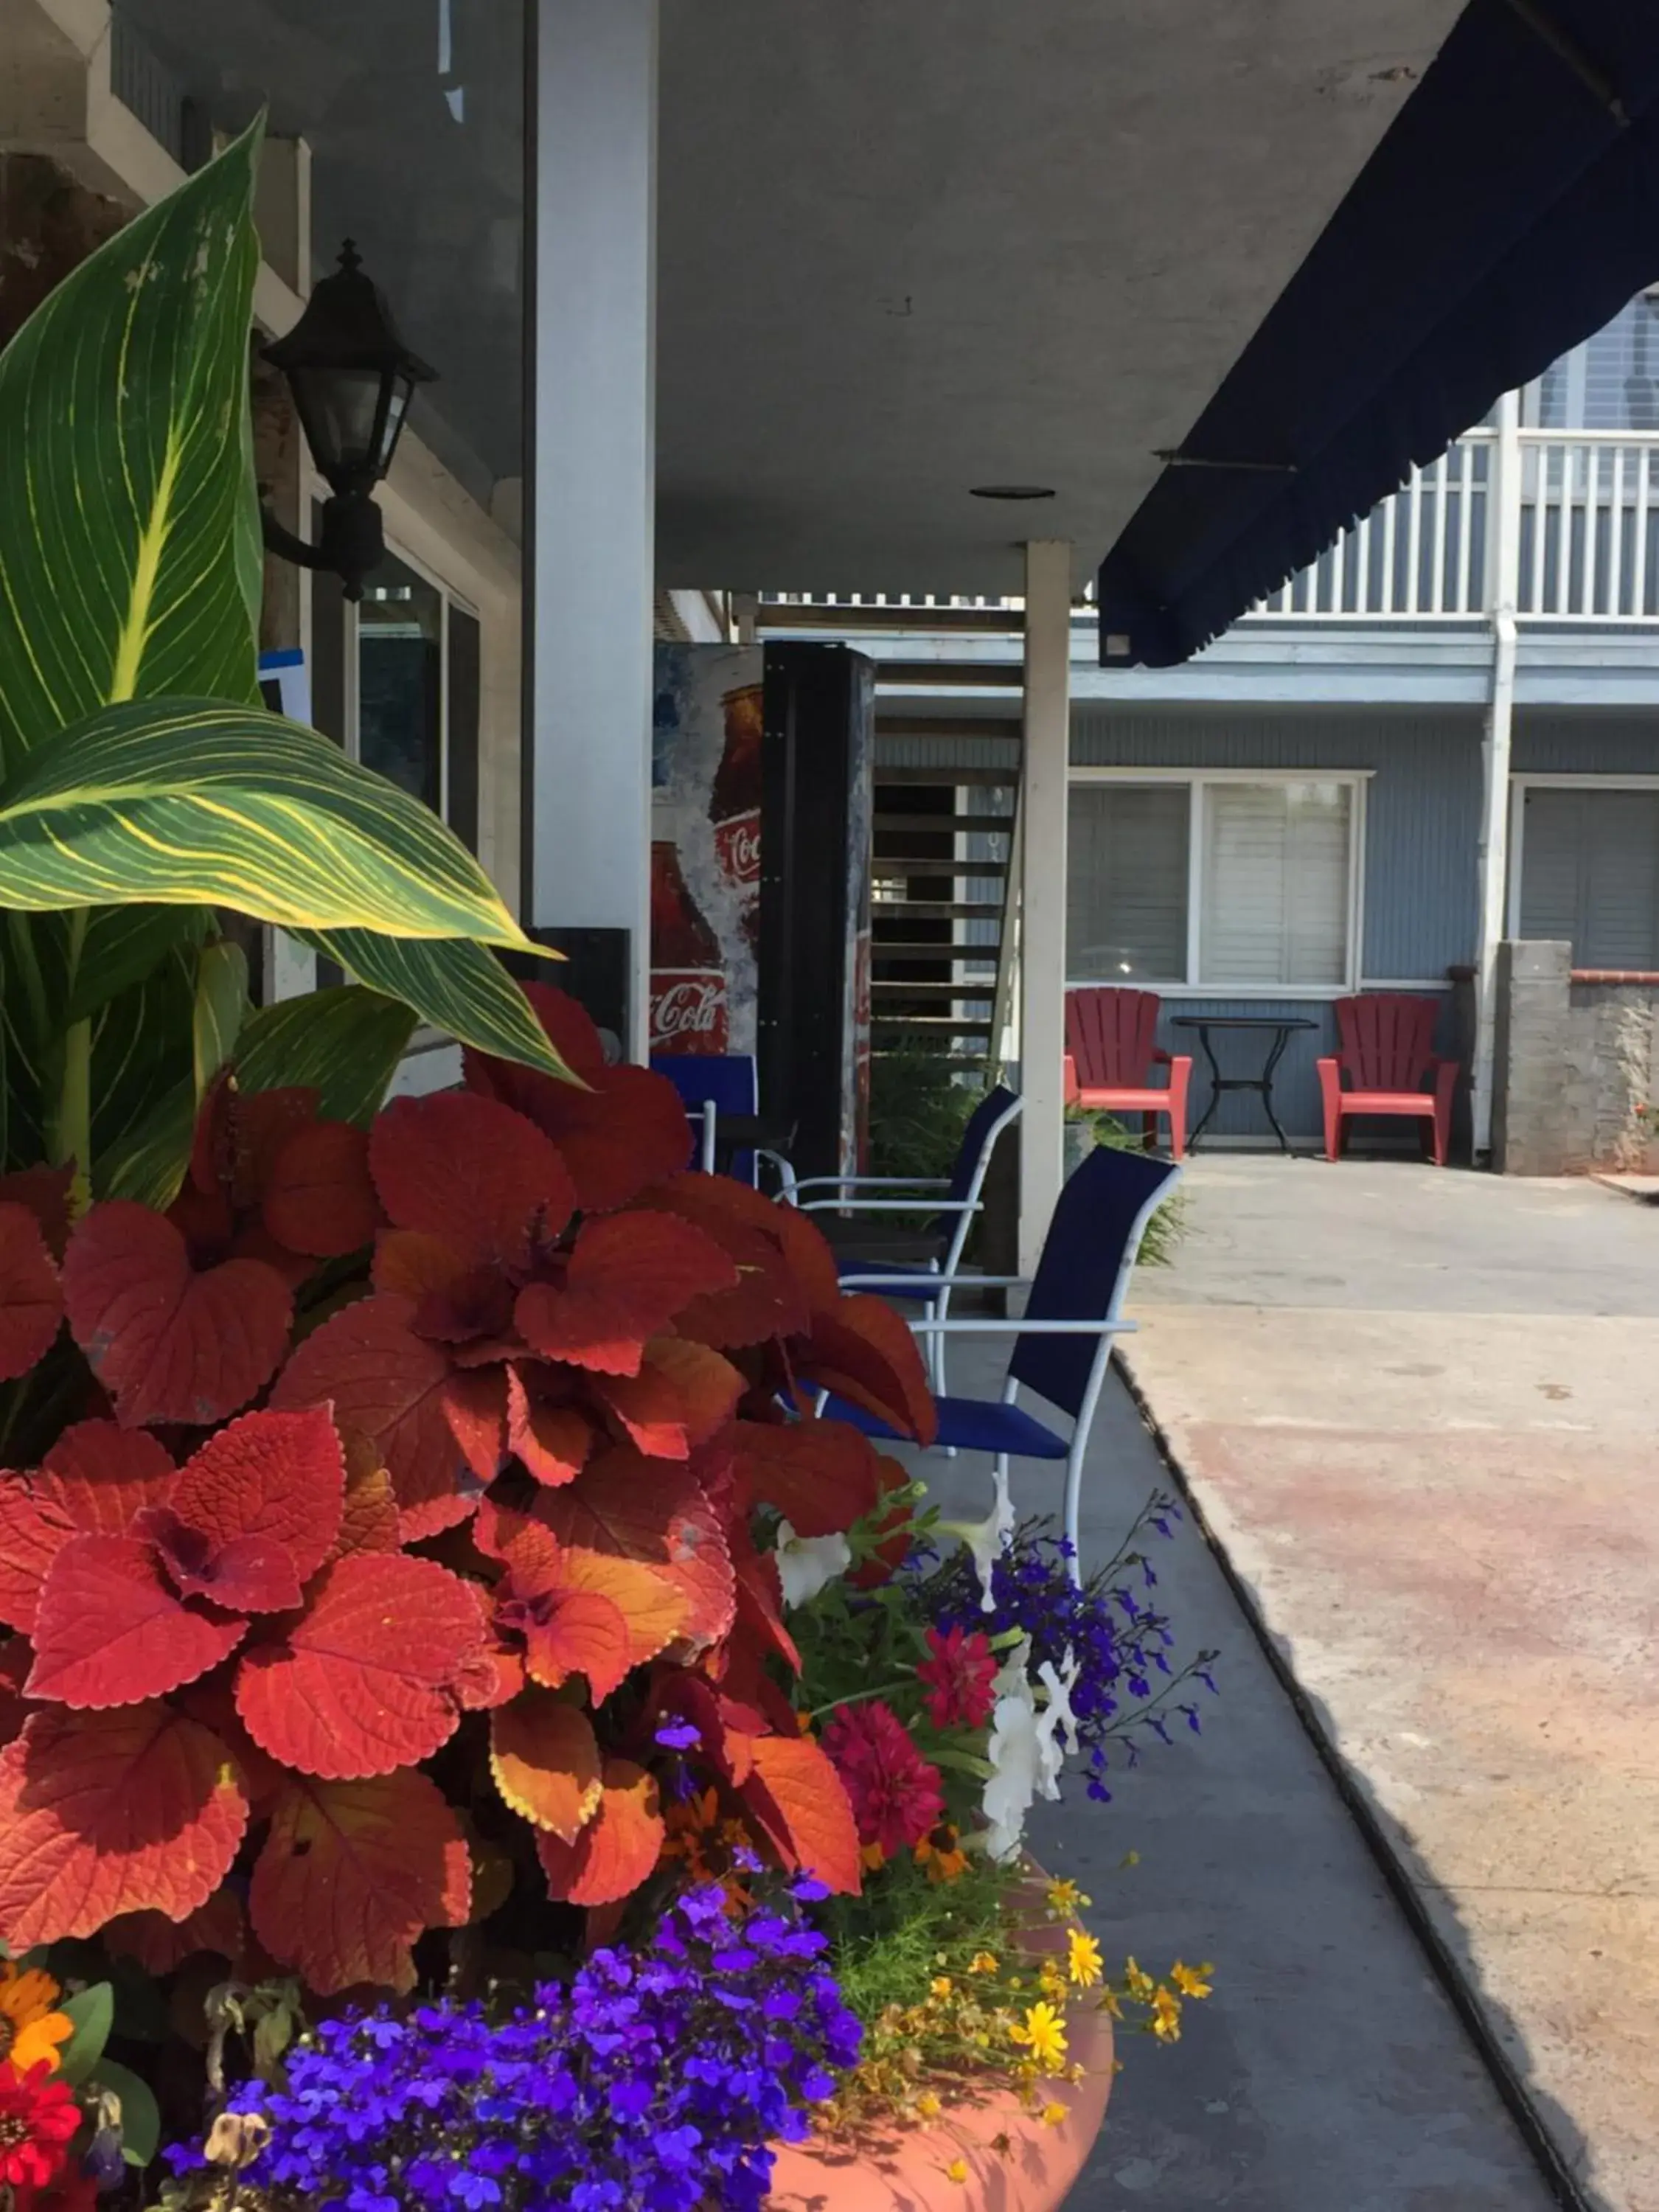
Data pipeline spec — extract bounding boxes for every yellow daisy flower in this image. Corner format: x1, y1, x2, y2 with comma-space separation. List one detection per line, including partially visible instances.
945, 2157, 970, 2184
930, 1977, 954, 2000
0, 1964, 72, 2075
1040, 2100, 1070, 2127
1150, 1986, 1183, 2042
968, 1951, 1000, 1976
1067, 1929, 1104, 1989
1171, 1960, 1214, 2000
1009, 2001, 1068, 2068
1044, 1877, 1088, 1916
915, 2091, 943, 2120
1124, 1955, 1155, 2001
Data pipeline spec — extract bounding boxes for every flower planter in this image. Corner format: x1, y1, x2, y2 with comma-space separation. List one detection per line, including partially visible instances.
766, 1899, 1114, 2212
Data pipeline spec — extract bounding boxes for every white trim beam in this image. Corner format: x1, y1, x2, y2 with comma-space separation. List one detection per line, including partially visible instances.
1018, 540, 1072, 1275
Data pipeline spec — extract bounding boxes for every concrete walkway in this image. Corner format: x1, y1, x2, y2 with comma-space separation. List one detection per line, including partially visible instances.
900, 1344, 1554, 2208
1121, 1155, 1659, 2212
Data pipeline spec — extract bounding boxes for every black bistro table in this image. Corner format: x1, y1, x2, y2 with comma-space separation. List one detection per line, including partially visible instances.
1172, 1015, 1318, 1153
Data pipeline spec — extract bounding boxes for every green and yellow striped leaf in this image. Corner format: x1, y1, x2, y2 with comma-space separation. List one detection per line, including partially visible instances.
0, 698, 532, 947
302, 928, 573, 1082
233, 987, 420, 1127
0, 123, 264, 775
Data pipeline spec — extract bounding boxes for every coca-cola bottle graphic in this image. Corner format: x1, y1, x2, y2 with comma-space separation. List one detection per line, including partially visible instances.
650, 838, 729, 1054
709, 682, 763, 944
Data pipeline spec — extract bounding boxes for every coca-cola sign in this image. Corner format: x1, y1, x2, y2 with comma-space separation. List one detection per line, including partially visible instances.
650, 970, 730, 1054
713, 809, 762, 891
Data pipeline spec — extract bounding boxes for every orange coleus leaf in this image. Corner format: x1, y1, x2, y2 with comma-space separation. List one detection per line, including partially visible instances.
27, 1535, 247, 1706
515, 1212, 738, 1377
61, 1201, 293, 1428
535, 1757, 664, 1907
490, 1688, 602, 1841
0, 1424, 175, 1634
370, 1091, 577, 1271
465, 986, 694, 1214
591, 1338, 745, 1461
250, 1767, 470, 1995
794, 1295, 938, 1445
0, 1703, 250, 1944
235, 1553, 482, 1779
533, 1447, 734, 1653
740, 1732, 862, 1896
146, 1405, 347, 1610
261, 1120, 380, 1259
273, 1293, 476, 1540
504, 1366, 596, 1488
476, 1501, 689, 1680
104, 1885, 247, 1974
734, 1419, 882, 1539
0, 1203, 63, 1382
332, 1437, 403, 1560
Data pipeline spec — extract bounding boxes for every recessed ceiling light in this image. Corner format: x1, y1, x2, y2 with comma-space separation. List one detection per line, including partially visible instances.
969, 483, 1057, 501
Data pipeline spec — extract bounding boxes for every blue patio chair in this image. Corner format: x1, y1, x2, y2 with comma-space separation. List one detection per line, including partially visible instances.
823, 1141, 1180, 1581
780, 1087, 1023, 1393
651, 1051, 758, 1178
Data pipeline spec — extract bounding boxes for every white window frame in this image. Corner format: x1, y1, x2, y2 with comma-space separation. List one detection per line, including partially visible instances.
1065, 766, 1370, 998
1506, 773, 1659, 945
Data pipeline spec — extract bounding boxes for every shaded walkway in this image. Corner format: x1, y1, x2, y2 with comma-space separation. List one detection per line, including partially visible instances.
1121, 1155, 1659, 2211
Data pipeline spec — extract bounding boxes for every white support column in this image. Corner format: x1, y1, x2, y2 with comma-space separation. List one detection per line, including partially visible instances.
526, 0, 658, 1059
1018, 540, 1073, 1274
1473, 387, 1522, 1157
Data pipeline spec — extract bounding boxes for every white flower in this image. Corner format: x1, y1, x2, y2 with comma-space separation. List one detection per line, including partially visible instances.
981, 1639, 1039, 1861
942, 1461, 1015, 1612
1034, 1656, 1081, 1799
773, 1520, 851, 1610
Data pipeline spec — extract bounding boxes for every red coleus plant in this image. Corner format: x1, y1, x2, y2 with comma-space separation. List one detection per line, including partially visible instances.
0, 987, 933, 1996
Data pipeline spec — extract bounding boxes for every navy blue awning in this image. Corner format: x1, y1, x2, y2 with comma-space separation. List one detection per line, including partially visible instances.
1096, 1, 1659, 667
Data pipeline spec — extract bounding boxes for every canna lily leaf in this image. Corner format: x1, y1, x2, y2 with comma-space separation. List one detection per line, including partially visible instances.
0, 127, 264, 777
304, 928, 571, 1081
232, 987, 418, 1129
0, 699, 532, 949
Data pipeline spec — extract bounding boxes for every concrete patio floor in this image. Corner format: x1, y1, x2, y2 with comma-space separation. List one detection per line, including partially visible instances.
1120, 1152, 1659, 2212
895, 1345, 1555, 2209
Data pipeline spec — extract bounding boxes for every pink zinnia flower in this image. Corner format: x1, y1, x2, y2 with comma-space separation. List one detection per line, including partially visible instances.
822, 1700, 945, 1857
916, 1624, 998, 1730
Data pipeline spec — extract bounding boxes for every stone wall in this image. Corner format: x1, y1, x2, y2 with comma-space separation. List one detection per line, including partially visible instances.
1491, 941, 1659, 1174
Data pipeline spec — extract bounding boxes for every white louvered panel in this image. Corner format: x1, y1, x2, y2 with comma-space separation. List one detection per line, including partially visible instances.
1521, 789, 1659, 966
1065, 785, 1189, 983
1202, 783, 1351, 988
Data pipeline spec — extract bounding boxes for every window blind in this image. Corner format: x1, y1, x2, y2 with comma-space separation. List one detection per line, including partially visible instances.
1065, 785, 1189, 982
1200, 782, 1350, 987
1520, 788, 1659, 967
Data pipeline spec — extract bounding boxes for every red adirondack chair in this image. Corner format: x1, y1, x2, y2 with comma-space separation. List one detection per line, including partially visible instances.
1063, 987, 1191, 1162
1316, 994, 1458, 1165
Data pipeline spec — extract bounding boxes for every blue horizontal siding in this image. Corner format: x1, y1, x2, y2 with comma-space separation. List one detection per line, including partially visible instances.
1513, 713, 1659, 775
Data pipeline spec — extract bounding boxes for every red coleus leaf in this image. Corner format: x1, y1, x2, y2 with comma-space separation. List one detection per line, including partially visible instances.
533, 1447, 734, 1652
846, 1453, 915, 1590
191, 1079, 319, 1211
795, 1295, 938, 1445
740, 1732, 862, 1896
333, 1440, 403, 1560
0, 1640, 28, 1747
515, 1213, 738, 1377
476, 1501, 689, 1680
489, 1689, 602, 1841
371, 1091, 576, 1271
465, 986, 693, 1214
235, 1553, 483, 1779
150, 1406, 347, 1608
535, 1758, 664, 1907
0, 1703, 249, 1944
250, 1767, 470, 1995
591, 1338, 745, 1461
504, 1366, 596, 1488
770, 1203, 845, 1318
734, 1419, 882, 1539
441, 1368, 509, 1486
61, 1201, 293, 1428
273, 1293, 476, 1540
0, 1425, 174, 1633
638, 1176, 813, 1348
0, 1204, 63, 1382
261, 1121, 380, 1259
104, 1885, 247, 1974
726, 1517, 800, 1674
27, 1535, 247, 1707
0, 1166, 74, 1259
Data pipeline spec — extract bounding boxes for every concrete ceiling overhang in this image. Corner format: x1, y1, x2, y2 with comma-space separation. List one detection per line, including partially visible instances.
655, 0, 1467, 599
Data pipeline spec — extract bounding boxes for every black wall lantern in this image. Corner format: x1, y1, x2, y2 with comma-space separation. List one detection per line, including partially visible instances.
260, 240, 437, 602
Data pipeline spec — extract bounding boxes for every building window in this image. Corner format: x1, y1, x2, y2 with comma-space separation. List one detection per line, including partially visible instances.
1517, 786, 1659, 969
1067, 776, 1360, 992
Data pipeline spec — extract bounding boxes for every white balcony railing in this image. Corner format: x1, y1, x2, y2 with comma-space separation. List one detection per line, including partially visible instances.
1251, 428, 1659, 624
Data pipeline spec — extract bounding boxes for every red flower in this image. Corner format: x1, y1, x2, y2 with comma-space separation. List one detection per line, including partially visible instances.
821, 1701, 945, 1858
916, 1624, 998, 1731
0, 2060, 78, 2191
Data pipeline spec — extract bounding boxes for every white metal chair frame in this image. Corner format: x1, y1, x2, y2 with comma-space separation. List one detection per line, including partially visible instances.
841, 1162, 1180, 1582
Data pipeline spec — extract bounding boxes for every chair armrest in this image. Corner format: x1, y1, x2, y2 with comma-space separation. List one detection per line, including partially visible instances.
840, 1271, 1032, 1292
800, 1196, 981, 1214
790, 1175, 952, 1192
